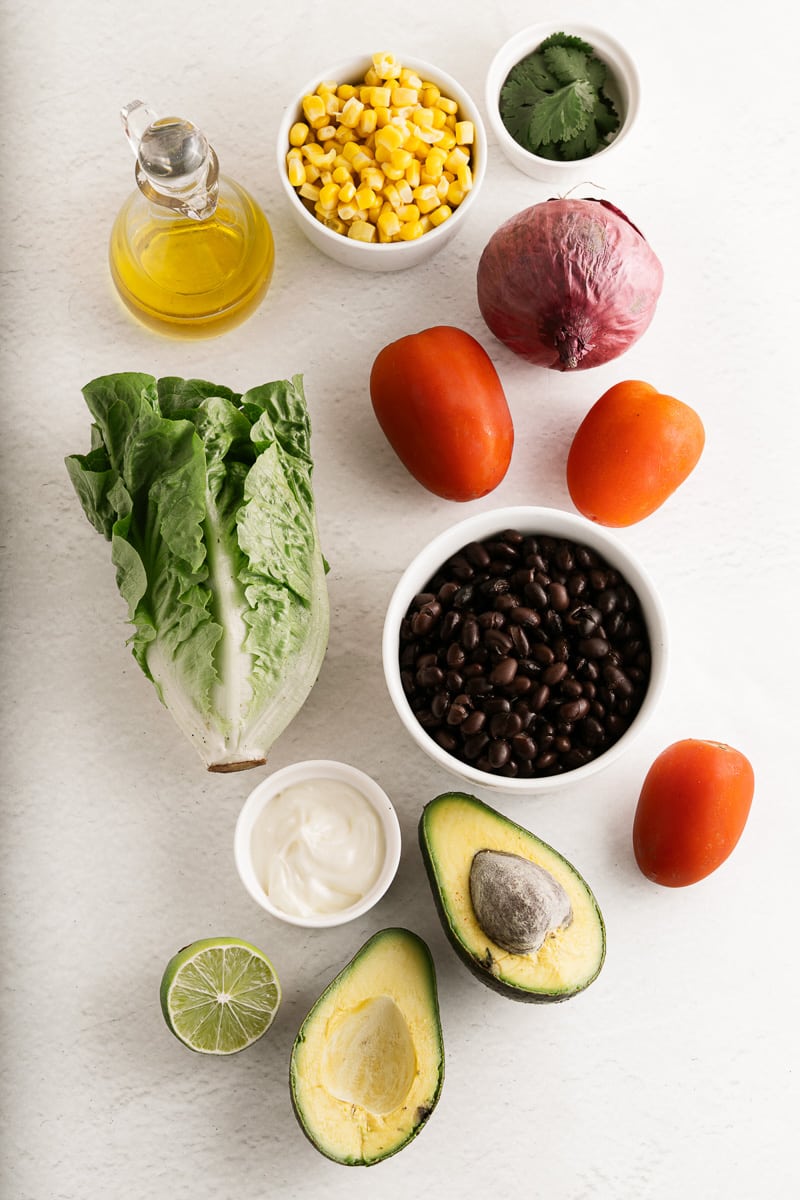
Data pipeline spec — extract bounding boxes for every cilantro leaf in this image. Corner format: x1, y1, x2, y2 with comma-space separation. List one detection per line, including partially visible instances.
559, 121, 601, 161
542, 46, 590, 85
584, 55, 608, 90
538, 31, 596, 55
500, 74, 548, 113
503, 50, 559, 93
527, 79, 596, 147
593, 94, 621, 137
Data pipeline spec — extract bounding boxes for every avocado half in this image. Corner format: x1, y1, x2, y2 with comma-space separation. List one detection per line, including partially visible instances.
290, 927, 444, 1166
419, 792, 606, 1003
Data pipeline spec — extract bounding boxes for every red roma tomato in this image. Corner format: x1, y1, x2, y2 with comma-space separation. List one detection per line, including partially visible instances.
370, 325, 514, 502
566, 380, 705, 526
632, 739, 754, 887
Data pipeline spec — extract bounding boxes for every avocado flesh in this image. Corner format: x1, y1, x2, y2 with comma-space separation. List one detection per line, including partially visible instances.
290, 928, 444, 1165
419, 792, 605, 1002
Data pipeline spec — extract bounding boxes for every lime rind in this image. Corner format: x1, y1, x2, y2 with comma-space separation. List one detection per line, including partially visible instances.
161, 937, 281, 1054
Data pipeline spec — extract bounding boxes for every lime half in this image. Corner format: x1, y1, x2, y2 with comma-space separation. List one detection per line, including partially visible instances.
160, 937, 281, 1054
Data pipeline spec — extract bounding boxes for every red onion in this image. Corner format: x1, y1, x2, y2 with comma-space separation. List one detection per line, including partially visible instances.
476, 199, 664, 371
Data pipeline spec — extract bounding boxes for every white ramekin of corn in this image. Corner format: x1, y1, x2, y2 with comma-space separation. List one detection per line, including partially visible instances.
276, 52, 487, 271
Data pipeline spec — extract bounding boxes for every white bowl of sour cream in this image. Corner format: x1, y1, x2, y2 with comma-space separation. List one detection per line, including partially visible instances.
234, 759, 402, 927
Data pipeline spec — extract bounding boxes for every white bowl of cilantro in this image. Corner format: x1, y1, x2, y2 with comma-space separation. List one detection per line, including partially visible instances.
485, 24, 641, 184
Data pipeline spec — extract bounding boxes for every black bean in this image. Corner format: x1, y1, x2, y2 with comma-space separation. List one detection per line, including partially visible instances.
488, 740, 511, 769
464, 541, 491, 567
446, 701, 470, 726
463, 733, 489, 760
542, 661, 568, 686
560, 697, 591, 723
511, 733, 537, 759
578, 637, 610, 659
397, 527, 651, 780
461, 710, 486, 735
548, 582, 570, 612
461, 617, 480, 651
525, 581, 548, 609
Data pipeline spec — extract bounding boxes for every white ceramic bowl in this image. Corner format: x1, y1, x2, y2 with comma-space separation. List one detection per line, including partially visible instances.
485, 23, 641, 186
234, 759, 401, 927
383, 506, 667, 794
276, 54, 486, 271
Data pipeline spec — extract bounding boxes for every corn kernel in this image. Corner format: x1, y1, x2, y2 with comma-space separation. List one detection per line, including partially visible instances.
372, 52, 401, 80
377, 208, 402, 238
392, 87, 419, 107
384, 183, 402, 209
302, 93, 327, 127
298, 181, 321, 202
400, 68, 423, 89
374, 124, 405, 154
429, 204, 453, 227
339, 96, 364, 128
357, 108, 378, 137
399, 219, 424, 241
388, 147, 412, 171
444, 147, 469, 172
289, 122, 309, 147
456, 163, 473, 191
361, 166, 385, 191
355, 151, 377, 174
287, 157, 306, 187
413, 124, 444, 145
356, 185, 377, 210
413, 184, 440, 214
287, 55, 470, 246
405, 160, 421, 188
348, 219, 377, 242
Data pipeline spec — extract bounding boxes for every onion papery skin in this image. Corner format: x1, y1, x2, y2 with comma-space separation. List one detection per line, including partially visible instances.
476, 199, 664, 371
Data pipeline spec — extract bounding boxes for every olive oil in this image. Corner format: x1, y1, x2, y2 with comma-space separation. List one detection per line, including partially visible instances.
110, 101, 274, 337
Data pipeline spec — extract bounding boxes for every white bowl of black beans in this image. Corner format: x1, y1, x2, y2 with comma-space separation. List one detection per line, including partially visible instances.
383, 506, 667, 793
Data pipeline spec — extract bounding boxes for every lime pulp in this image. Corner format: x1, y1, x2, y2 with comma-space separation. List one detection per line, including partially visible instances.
160, 937, 281, 1054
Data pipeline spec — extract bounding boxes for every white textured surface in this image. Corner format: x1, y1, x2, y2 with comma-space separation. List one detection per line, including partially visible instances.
1, 1, 797, 1197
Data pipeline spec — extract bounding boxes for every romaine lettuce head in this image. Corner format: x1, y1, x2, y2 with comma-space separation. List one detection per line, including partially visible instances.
65, 372, 330, 771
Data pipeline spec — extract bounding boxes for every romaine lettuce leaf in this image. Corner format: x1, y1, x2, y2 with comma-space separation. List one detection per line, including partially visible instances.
65, 372, 329, 771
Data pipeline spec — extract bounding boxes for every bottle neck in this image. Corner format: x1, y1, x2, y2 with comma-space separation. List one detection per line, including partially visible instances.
134, 146, 220, 220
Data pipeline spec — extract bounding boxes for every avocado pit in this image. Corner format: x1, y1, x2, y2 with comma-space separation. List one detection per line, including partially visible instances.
469, 848, 573, 954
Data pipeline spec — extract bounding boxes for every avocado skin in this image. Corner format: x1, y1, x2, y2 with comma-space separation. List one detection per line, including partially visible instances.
289, 928, 444, 1166
418, 792, 606, 1004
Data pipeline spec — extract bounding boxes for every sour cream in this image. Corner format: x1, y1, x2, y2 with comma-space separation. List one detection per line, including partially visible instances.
251, 777, 386, 917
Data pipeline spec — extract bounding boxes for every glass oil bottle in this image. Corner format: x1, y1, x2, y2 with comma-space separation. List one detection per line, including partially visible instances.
110, 101, 274, 336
